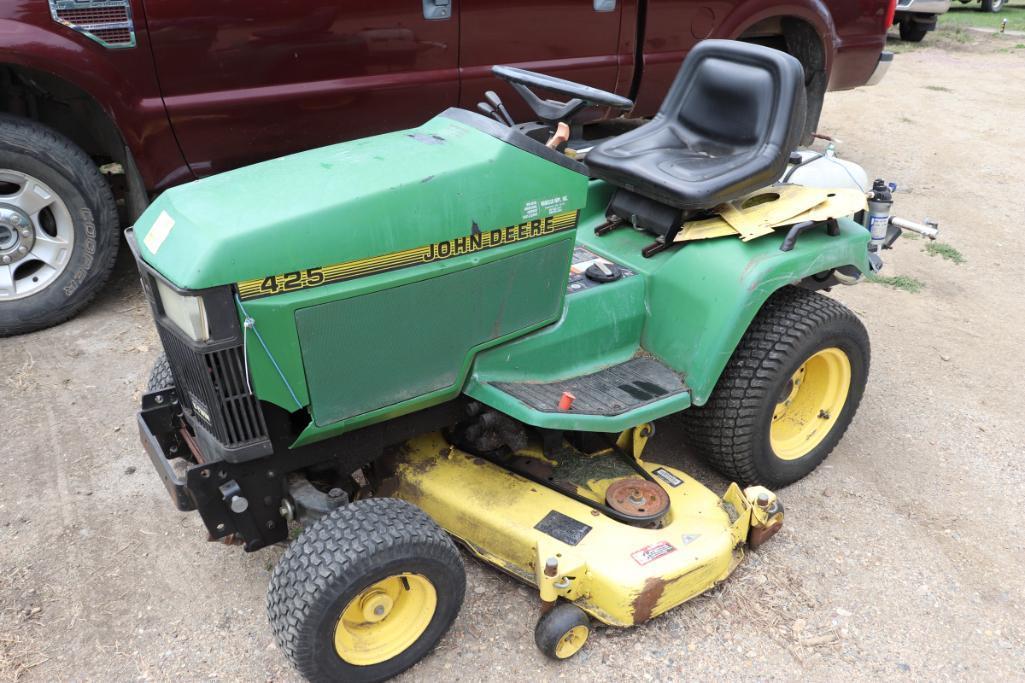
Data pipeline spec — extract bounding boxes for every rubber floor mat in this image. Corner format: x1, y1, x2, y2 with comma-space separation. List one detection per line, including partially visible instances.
492, 357, 686, 416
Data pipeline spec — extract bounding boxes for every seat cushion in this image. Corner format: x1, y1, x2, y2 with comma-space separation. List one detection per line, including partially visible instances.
586, 40, 806, 212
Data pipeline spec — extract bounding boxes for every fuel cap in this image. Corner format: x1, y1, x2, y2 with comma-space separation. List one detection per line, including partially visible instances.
584, 260, 622, 283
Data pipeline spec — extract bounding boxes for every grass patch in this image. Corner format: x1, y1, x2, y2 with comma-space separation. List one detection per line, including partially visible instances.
867, 274, 925, 293
924, 241, 966, 263
951, 26, 975, 43
886, 37, 922, 53
940, 1, 1025, 33
924, 84, 953, 92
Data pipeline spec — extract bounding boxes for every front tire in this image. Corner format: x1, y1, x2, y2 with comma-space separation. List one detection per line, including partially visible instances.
0, 115, 119, 336
681, 287, 870, 488
268, 498, 465, 683
981, 0, 1004, 11
146, 353, 173, 392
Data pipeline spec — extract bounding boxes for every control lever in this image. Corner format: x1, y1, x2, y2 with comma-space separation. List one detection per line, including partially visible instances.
476, 102, 505, 125
545, 122, 570, 149
484, 90, 514, 126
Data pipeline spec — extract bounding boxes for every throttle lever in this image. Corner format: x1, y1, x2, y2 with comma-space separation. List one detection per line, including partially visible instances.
476, 102, 505, 125
485, 90, 514, 126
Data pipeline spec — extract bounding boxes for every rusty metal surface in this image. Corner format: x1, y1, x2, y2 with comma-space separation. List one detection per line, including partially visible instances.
605, 478, 669, 519
631, 576, 668, 624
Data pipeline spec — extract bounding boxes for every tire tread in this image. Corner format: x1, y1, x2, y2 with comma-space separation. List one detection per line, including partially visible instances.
681, 286, 868, 486
267, 497, 464, 683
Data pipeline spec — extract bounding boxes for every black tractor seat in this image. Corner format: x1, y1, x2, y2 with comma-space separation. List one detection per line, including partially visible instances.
586, 39, 807, 255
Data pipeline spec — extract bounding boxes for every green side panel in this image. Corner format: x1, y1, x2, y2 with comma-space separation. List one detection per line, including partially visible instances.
296, 240, 572, 427
575, 195, 871, 406
134, 113, 587, 290
463, 179, 871, 431
468, 270, 646, 383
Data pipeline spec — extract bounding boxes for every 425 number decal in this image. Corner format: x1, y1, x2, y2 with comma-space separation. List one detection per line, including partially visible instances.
258, 268, 324, 295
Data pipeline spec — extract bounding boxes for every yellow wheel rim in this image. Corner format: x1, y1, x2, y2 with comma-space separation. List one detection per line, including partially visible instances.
770, 347, 851, 461
334, 573, 437, 666
554, 625, 589, 659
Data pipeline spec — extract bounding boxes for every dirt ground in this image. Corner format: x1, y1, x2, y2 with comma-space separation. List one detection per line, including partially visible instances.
3, 32, 1025, 683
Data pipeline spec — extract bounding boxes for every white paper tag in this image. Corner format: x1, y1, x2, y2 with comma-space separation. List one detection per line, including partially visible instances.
143, 210, 175, 255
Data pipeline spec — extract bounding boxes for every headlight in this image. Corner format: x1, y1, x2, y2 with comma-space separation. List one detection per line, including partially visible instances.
155, 279, 210, 342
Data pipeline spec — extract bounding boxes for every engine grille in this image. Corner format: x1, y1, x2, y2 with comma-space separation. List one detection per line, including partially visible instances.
157, 326, 270, 449
49, 0, 136, 49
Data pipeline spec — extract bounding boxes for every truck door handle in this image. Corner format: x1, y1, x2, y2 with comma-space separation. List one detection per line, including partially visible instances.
593, 0, 616, 11
423, 0, 451, 20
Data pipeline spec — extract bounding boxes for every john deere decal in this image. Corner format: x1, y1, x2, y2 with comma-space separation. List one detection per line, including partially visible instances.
236, 210, 579, 300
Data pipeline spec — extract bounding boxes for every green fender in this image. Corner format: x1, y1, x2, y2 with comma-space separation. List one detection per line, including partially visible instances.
575, 213, 871, 407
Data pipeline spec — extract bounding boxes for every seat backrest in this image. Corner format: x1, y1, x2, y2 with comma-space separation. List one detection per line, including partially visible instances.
660, 40, 806, 157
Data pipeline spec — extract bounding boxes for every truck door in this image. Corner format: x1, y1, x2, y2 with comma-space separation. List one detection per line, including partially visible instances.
141, 0, 460, 176
458, 0, 626, 122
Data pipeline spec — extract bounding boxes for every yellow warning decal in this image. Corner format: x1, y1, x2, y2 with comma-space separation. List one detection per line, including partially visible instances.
236, 210, 579, 300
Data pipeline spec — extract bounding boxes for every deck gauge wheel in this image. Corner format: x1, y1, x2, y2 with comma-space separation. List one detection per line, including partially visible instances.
535, 602, 591, 660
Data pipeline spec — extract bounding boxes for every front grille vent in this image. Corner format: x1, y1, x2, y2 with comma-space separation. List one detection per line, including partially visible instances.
157, 327, 270, 448
49, 0, 136, 49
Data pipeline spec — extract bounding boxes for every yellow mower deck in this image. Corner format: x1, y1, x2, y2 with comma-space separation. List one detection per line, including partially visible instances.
387, 431, 781, 627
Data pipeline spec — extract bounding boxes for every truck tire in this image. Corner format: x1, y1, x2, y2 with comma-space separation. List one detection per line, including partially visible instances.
267, 497, 465, 683
0, 115, 119, 336
899, 18, 929, 42
146, 353, 173, 392
981, 0, 1004, 11
681, 286, 870, 488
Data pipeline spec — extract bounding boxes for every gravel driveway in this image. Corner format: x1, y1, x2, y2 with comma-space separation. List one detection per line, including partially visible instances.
2, 34, 1024, 682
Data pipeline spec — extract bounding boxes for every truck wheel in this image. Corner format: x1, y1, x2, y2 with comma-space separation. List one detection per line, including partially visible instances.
898, 19, 929, 42
146, 353, 173, 392
681, 286, 870, 488
0, 115, 119, 336
981, 0, 1004, 11
267, 497, 465, 683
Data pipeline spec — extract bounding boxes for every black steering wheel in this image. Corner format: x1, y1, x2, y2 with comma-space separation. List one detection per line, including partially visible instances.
492, 65, 634, 126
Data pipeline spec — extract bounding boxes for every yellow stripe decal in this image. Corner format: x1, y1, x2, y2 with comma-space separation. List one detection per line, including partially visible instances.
236, 209, 580, 300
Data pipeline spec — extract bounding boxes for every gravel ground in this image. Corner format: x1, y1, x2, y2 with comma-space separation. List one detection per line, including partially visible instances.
2, 33, 1024, 682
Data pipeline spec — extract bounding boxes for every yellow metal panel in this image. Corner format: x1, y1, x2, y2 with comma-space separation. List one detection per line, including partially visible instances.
389, 434, 753, 627
672, 186, 869, 244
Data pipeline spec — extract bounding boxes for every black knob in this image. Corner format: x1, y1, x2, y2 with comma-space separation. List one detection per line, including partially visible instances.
584, 261, 622, 283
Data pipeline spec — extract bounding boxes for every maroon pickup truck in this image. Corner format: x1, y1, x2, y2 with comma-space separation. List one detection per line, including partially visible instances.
0, 0, 895, 335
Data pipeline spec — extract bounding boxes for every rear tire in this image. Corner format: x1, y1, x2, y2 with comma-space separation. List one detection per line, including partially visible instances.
681, 287, 870, 488
0, 115, 119, 336
267, 497, 465, 683
981, 0, 1004, 11
899, 19, 929, 42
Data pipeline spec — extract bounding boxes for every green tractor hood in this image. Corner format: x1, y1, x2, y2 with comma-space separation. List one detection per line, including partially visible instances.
134, 111, 589, 291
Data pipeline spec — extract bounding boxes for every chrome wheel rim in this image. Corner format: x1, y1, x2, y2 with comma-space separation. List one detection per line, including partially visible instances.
0, 169, 75, 301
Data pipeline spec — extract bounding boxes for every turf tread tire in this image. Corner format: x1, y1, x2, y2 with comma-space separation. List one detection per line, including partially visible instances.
681, 286, 869, 488
0, 115, 119, 336
146, 353, 173, 392
267, 497, 465, 683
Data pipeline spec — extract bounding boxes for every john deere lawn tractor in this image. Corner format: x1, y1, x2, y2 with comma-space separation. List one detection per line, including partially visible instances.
132, 40, 935, 682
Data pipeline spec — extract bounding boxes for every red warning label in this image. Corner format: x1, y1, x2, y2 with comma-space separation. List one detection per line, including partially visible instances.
631, 540, 676, 566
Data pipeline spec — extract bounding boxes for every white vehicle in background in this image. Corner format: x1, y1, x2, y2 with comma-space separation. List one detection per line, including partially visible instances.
957, 0, 1006, 11
895, 0, 952, 41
